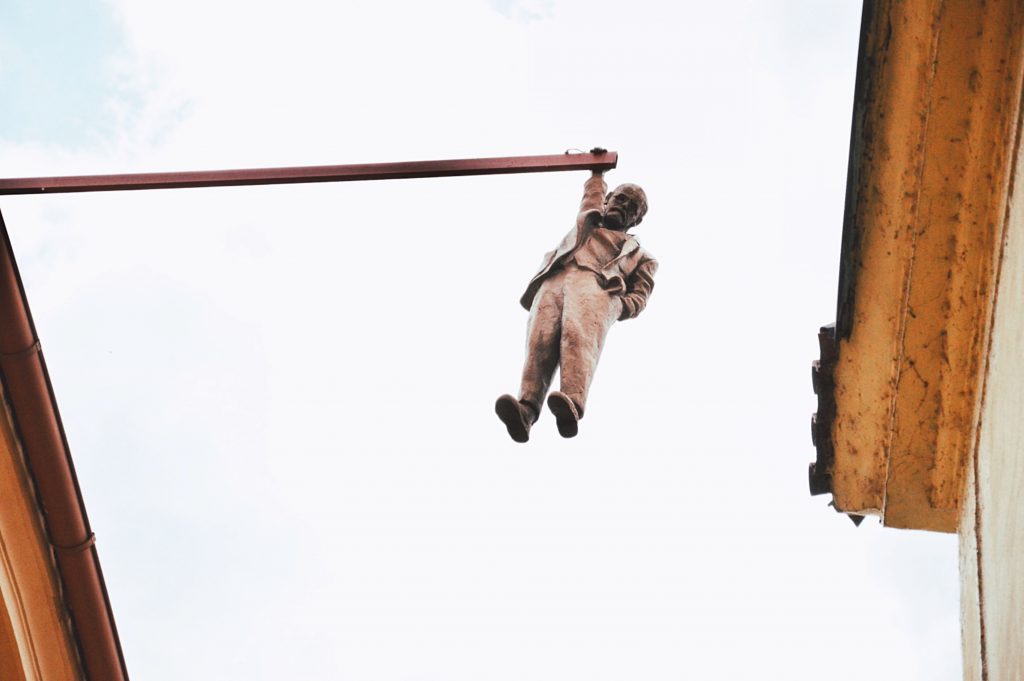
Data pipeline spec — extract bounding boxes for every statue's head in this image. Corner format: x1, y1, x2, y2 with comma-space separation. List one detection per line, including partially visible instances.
603, 183, 648, 230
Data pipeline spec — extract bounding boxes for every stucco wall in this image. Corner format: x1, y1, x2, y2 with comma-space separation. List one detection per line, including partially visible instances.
960, 139, 1024, 680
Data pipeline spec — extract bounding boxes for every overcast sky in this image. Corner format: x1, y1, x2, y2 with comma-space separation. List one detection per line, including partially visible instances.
0, 1, 962, 679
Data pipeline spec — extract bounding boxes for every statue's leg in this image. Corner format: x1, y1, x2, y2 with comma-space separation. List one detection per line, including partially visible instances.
556, 266, 618, 419
518, 270, 566, 416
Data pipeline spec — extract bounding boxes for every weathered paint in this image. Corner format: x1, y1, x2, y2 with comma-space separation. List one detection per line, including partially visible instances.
828, 0, 1024, 532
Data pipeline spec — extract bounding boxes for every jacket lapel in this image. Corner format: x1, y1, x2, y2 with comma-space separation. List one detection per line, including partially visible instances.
607, 236, 639, 265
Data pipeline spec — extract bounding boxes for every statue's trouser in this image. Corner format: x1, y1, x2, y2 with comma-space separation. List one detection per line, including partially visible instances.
519, 263, 620, 417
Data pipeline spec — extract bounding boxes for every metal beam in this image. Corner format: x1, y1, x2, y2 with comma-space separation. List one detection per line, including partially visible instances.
0, 151, 618, 195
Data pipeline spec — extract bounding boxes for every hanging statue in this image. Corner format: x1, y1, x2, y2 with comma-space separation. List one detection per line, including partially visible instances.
495, 160, 658, 442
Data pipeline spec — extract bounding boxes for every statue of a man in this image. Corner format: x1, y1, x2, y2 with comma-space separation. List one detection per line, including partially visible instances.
495, 167, 657, 442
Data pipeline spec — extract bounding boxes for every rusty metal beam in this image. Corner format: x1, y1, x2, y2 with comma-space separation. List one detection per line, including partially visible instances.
0, 151, 618, 195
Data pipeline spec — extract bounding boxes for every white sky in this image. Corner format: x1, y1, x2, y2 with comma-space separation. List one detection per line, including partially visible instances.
0, 1, 962, 679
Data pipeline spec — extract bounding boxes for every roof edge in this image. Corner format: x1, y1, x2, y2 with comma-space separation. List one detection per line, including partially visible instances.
835, 0, 876, 340
0, 210, 128, 681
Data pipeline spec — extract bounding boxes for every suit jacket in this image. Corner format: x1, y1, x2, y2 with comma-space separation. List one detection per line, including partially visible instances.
519, 175, 658, 321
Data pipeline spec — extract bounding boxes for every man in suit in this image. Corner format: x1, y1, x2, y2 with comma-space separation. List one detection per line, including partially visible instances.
495, 168, 657, 442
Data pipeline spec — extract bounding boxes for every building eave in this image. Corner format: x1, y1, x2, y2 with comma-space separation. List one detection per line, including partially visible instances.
811, 0, 1024, 532
0, 211, 129, 680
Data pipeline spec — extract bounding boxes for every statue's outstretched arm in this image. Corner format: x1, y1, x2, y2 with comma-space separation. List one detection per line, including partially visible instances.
578, 171, 607, 215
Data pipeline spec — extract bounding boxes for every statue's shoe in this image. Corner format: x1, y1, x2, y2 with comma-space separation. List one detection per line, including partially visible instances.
547, 391, 580, 439
495, 394, 534, 443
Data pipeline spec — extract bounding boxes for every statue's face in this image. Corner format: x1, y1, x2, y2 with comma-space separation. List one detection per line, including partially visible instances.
603, 184, 647, 230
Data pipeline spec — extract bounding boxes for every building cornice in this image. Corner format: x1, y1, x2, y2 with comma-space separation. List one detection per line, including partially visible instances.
811, 0, 1024, 531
